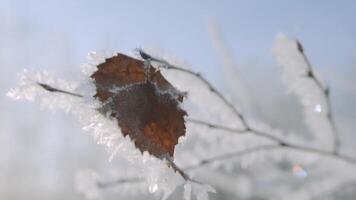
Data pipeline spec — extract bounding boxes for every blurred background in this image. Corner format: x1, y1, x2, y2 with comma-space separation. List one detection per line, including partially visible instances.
1, 0, 356, 199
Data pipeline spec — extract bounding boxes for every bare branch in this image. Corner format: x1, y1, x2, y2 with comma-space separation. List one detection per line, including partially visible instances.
165, 158, 201, 184
37, 82, 83, 97
184, 144, 280, 170
296, 40, 340, 153
187, 118, 246, 133
144, 52, 292, 144
141, 51, 356, 170
185, 142, 356, 171
147, 54, 249, 129
94, 141, 356, 189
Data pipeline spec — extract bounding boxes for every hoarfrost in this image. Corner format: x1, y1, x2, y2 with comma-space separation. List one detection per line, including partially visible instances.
272, 33, 333, 149
7, 52, 200, 200
183, 181, 216, 200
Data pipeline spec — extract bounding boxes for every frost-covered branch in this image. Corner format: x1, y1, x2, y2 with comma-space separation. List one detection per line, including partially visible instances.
184, 144, 281, 170
273, 34, 340, 152
37, 82, 83, 97
37, 81, 200, 184
186, 118, 245, 133
295, 40, 340, 153
141, 51, 249, 129
8, 39, 354, 200
142, 50, 356, 169
81, 44, 356, 194
38, 82, 246, 135
89, 141, 356, 190
35, 51, 356, 170
185, 141, 356, 171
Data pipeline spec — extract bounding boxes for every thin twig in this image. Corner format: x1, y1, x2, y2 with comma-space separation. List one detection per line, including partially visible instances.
37, 83, 245, 136
37, 82, 83, 97
185, 142, 356, 171
184, 144, 280, 170
284, 143, 356, 165
165, 158, 201, 184
147, 55, 249, 129
188, 118, 292, 146
94, 144, 280, 188
186, 118, 246, 133
145, 53, 289, 143
93, 141, 356, 189
296, 40, 340, 153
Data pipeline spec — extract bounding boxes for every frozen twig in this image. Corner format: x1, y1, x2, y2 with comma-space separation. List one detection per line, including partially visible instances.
296, 40, 340, 153
186, 118, 245, 133
139, 51, 356, 169
141, 51, 249, 129
37, 82, 83, 97
165, 158, 202, 184
90, 142, 356, 189
184, 144, 281, 170
185, 142, 356, 171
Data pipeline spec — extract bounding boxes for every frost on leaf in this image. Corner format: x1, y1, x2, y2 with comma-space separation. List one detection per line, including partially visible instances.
90, 53, 187, 159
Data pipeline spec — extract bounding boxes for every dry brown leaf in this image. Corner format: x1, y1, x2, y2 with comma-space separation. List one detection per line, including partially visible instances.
91, 53, 186, 159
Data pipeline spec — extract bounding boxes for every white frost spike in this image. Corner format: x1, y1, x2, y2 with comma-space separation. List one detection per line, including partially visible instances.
272, 33, 333, 149
183, 181, 216, 200
7, 69, 80, 112
81, 51, 107, 76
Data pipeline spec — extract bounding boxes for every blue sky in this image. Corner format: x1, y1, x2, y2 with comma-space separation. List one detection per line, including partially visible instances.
2, 0, 355, 75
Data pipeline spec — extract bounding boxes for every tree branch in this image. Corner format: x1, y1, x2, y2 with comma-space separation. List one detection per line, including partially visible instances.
147, 54, 249, 129
296, 40, 340, 153
93, 141, 356, 189
141, 51, 356, 169
186, 118, 246, 133
37, 82, 83, 97
184, 144, 280, 170
185, 142, 356, 171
